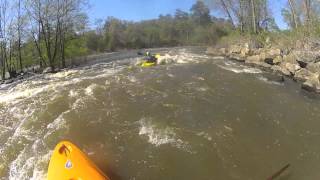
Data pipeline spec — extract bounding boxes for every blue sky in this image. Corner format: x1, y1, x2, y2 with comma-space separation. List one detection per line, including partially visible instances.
88, 0, 288, 29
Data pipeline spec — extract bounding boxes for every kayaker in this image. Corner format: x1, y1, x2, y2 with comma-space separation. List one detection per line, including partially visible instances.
144, 51, 157, 63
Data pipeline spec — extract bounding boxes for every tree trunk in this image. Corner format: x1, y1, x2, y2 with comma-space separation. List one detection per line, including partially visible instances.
219, 0, 236, 28
288, 0, 298, 29
238, 0, 244, 33
18, 0, 23, 72
304, 0, 311, 35
250, 0, 257, 33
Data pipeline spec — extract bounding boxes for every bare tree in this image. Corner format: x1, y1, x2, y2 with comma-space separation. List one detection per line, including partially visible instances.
288, 0, 298, 29
250, 0, 257, 33
17, 0, 23, 71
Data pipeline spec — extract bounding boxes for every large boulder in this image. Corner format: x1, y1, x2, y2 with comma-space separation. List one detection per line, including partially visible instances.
245, 55, 271, 70
283, 52, 298, 64
266, 48, 282, 59
273, 56, 283, 65
229, 54, 245, 62
306, 62, 320, 73
240, 44, 252, 57
280, 62, 301, 75
293, 50, 320, 67
302, 73, 320, 93
294, 68, 314, 82
271, 65, 291, 76
219, 48, 227, 55
246, 55, 261, 63
206, 47, 222, 56
228, 45, 242, 54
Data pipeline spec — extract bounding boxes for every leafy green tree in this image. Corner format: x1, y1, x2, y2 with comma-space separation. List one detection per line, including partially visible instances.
190, 1, 211, 26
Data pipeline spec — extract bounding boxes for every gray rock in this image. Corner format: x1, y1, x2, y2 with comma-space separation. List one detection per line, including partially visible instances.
294, 50, 320, 65
229, 45, 242, 54
240, 46, 251, 57
263, 73, 285, 82
302, 73, 320, 93
255, 62, 272, 71
246, 55, 261, 63
306, 62, 320, 73
294, 68, 314, 82
229, 54, 245, 62
265, 48, 282, 59
283, 53, 296, 63
271, 65, 291, 76
263, 55, 282, 66
206, 47, 221, 55
219, 48, 227, 54
42, 67, 53, 73
280, 62, 301, 75
273, 56, 283, 65
4, 79, 13, 84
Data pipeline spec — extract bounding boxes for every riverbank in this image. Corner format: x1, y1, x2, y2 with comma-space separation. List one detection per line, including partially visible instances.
0, 47, 176, 88
206, 43, 320, 94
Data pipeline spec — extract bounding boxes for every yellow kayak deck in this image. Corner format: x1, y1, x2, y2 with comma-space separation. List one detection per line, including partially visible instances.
140, 54, 161, 67
47, 141, 110, 180
141, 61, 156, 67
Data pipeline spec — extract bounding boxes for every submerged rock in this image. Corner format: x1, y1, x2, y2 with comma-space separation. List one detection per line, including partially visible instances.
263, 73, 285, 82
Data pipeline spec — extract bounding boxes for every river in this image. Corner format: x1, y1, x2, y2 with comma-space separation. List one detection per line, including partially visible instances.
1, 47, 320, 180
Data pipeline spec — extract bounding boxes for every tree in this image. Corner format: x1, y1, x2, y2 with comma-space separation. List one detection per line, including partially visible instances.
190, 1, 211, 26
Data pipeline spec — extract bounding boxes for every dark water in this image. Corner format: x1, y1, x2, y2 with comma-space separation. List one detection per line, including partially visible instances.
1, 48, 320, 180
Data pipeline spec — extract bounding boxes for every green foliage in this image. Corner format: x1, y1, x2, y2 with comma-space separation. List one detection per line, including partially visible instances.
190, 1, 211, 26
65, 36, 89, 59
0, 0, 233, 78
84, 2, 232, 52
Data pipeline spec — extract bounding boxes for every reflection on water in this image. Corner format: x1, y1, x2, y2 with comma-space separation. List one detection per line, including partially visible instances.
1, 48, 320, 180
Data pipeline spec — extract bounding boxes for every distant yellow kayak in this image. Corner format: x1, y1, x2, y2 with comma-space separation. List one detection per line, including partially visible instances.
140, 54, 161, 67
141, 61, 156, 67
47, 141, 110, 180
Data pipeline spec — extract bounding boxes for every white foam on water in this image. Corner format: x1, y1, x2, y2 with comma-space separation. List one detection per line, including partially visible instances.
218, 64, 262, 74
138, 119, 190, 151
155, 50, 209, 65
197, 131, 213, 141
196, 87, 209, 92
257, 76, 283, 86
127, 76, 137, 83
69, 89, 79, 98
8, 145, 51, 180
0, 64, 124, 105
0, 85, 49, 104
44, 110, 70, 139
139, 121, 176, 146
85, 84, 98, 96
47, 69, 78, 79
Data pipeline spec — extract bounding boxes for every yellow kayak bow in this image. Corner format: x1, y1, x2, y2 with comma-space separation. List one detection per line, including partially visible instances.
47, 141, 110, 180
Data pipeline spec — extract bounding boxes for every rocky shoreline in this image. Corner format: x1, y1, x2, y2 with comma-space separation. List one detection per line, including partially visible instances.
206, 44, 320, 94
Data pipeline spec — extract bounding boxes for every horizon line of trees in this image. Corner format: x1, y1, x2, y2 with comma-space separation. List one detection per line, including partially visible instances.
1, 0, 320, 80
0, 0, 234, 80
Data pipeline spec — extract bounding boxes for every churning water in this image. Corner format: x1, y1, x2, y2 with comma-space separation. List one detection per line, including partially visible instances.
1, 48, 320, 180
